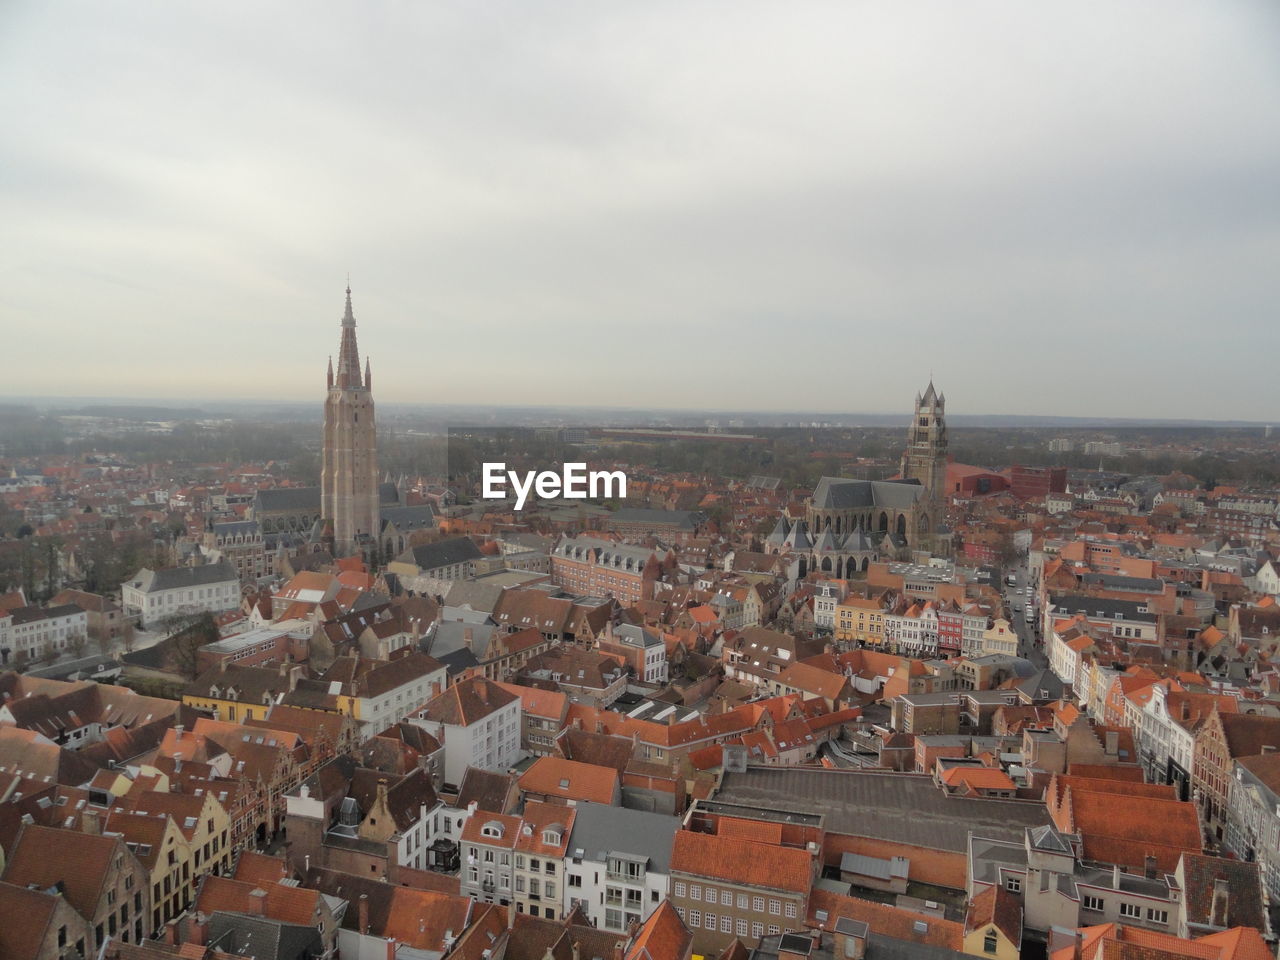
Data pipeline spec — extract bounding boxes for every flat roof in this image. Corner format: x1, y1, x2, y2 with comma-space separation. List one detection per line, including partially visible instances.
715, 767, 1049, 853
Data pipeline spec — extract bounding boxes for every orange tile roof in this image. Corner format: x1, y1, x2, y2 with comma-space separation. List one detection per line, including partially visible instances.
808, 888, 962, 950
196, 875, 324, 928
625, 900, 693, 960
941, 767, 1017, 792
517, 756, 619, 805
669, 830, 812, 894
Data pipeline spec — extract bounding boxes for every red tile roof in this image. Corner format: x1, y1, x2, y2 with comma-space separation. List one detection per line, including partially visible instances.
518, 756, 620, 805
669, 830, 812, 894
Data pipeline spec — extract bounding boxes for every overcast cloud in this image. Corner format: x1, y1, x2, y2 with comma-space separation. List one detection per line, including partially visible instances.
1, 1, 1278, 419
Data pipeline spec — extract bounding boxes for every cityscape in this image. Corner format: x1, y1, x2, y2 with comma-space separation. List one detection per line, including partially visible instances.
3, 3, 1280, 960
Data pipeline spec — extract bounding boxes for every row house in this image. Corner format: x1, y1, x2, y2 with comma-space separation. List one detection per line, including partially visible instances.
519, 646, 628, 708
832, 596, 886, 646
563, 802, 679, 934
490, 589, 614, 646
1131, 685, 1235, 798
597, 623, 668, 685
667, 825, 816, 955
1191, 708, 1280, 842
50, 588, 125, 643
42, 771, 238, 934
459, 801, 576, 920
495, 680, 569, 755
411, 676, 522, 789
1, 823, 151, 951
969, 825, 1263, 943
1224, 751, 1280, 901
720, 627, 821, 689
811, 581, 846, 631
153, 718, 307, 849
314, 650, 448, 737
883, 600, 939, 657
284, 756, 448, 878
3, 603, 89, 662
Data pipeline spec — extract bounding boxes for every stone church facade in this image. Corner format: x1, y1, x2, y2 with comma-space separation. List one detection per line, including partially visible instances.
767, 383, 951, 574
321, 287, 382, 557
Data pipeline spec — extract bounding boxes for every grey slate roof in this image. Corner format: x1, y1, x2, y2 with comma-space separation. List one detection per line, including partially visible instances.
1048, 594, 1157, 622
715, 767, 1049, 852
612, 623, 663, 649
130, 560, 238, 593
206, 912, 323, 960
565, 801, 679, 873
253, 487, 321, 513
405, 536, 483, 572
380, 503, 436, 533
553, 535, 655, 567
610, 508, 703, 530
811, 477, 925, 511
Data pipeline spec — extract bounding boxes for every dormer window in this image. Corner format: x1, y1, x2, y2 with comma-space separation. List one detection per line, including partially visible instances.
481, 821, 504, 839
543, 830, 561, 845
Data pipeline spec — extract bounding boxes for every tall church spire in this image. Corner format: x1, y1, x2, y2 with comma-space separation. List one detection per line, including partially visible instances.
322, 283, 380, 559
336, 284, 362, 389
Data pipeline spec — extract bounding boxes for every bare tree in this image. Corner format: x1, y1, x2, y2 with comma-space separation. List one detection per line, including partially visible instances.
161, 610, 218, 680
120, 621, 137, 655
92, 622, 114, 658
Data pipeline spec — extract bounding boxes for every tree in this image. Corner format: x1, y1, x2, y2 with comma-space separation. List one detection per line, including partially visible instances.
92, 622, 114, 658
119, 621, 137, 655
162, 610, 219, 680
68, 629, 88, 660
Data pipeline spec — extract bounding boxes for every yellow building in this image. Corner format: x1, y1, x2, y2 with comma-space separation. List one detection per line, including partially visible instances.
89, 768, 234, 932
834, 597, 886, 645
104, 808, 193, 931
182, 663, 299, 723
962, 885, 1022, 960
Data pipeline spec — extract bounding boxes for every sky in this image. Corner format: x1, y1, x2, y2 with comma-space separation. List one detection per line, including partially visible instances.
1, 2, 1278, 420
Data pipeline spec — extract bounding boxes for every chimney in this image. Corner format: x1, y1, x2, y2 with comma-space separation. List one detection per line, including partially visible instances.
189, 912, 209, 946
1104, 731, 1119, 756
1211, 877, 1230, 927
247, 889, 267, 916
174, 724, 184, 741
1112, 864, 1121, 888
572, 943, 581, 960
1144, 854, 1158, 879
358, 893, 370, 935
82, 809, 101, 835
464, 627, 473, 649
385, 937, 395, 960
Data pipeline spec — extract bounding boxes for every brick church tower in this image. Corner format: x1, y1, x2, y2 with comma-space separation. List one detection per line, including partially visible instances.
901, 381, 947, 549
901, 380, 947, 494
321, 286, 380, 557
